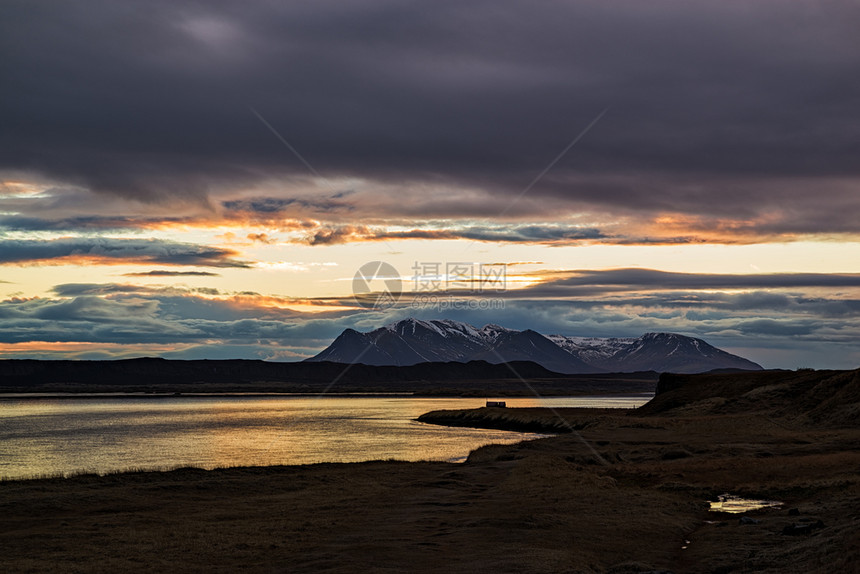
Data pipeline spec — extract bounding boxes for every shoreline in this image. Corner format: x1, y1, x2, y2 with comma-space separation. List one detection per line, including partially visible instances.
0, 390, 655, 401
0, 409, 607, 482
2, 369, 857, 573
417, 406, 616, 434
0, 391, 418, 401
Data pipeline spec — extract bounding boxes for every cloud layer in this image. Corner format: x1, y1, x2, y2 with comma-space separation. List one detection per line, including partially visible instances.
1, 270, 859, 369
0, 238, 250, 267
2, 0, 860, 239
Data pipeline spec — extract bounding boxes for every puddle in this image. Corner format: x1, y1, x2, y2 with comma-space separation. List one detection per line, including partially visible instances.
709, 493, 783, 514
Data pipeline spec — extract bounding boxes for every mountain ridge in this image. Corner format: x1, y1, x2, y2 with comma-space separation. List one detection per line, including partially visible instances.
307, 318, 763, 374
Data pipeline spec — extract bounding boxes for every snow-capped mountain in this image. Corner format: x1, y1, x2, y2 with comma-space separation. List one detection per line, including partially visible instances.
548, 332, 761, 373
306, 318, 763, 374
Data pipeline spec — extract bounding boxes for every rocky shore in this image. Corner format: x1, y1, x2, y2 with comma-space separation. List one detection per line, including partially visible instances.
417, 405, 592, 433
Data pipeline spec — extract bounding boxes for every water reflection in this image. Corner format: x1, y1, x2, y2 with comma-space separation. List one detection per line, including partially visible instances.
709, 493, 783, 513
0, 394, 650, 480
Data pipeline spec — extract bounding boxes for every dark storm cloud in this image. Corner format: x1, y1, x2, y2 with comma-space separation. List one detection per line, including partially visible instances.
51, 283, 154, 297
457, 225, 607, 243
528, 269, 860, 294
514, 290, 860, 319
222, 195, 352, 215
0, 215, 194, 232
304, 224, 607, 245
0, 238, 252, 267
2, 0, 859, 229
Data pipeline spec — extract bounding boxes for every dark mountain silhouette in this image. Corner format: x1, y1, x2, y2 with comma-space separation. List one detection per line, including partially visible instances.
307, 318, 763, 374
0, 357, 659, 395
0, 357, 556, 388
470, 329, 596, 373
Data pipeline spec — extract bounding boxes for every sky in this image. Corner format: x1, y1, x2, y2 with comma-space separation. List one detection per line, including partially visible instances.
2, 0, 859, 368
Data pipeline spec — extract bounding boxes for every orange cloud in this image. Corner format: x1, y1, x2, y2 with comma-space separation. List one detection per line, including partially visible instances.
247, 232, 276, 244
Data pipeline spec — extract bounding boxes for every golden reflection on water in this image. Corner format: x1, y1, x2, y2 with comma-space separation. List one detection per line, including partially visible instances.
0, 395, 650, 480
709, 494, 783, 513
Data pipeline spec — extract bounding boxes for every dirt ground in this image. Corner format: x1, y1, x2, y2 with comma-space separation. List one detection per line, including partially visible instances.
1, 370, 859, 573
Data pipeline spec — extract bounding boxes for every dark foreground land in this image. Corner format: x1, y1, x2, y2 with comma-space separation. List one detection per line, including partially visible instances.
1, 369, 858, 573
0, 358, 657, 396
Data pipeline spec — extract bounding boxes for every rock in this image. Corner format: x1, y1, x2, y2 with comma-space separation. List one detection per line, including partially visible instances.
783, 523, 812, 535
782, 520, 825, 536
739, 516, 761, 525
788, 508, 800, 516
661, 449, 692, 460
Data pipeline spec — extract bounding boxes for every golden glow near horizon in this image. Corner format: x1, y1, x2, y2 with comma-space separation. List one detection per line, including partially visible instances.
4, 237, 860, 301
2, 175, 860, 369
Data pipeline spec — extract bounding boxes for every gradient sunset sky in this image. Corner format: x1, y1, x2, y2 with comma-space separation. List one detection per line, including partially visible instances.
2, 1, 859, 368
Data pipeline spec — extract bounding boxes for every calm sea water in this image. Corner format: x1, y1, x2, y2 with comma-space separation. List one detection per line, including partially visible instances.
0, 395, 650, 480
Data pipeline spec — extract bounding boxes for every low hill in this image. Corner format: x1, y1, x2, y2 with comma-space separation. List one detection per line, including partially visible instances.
636, 368, 860, 427
0, 358, 658, 395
